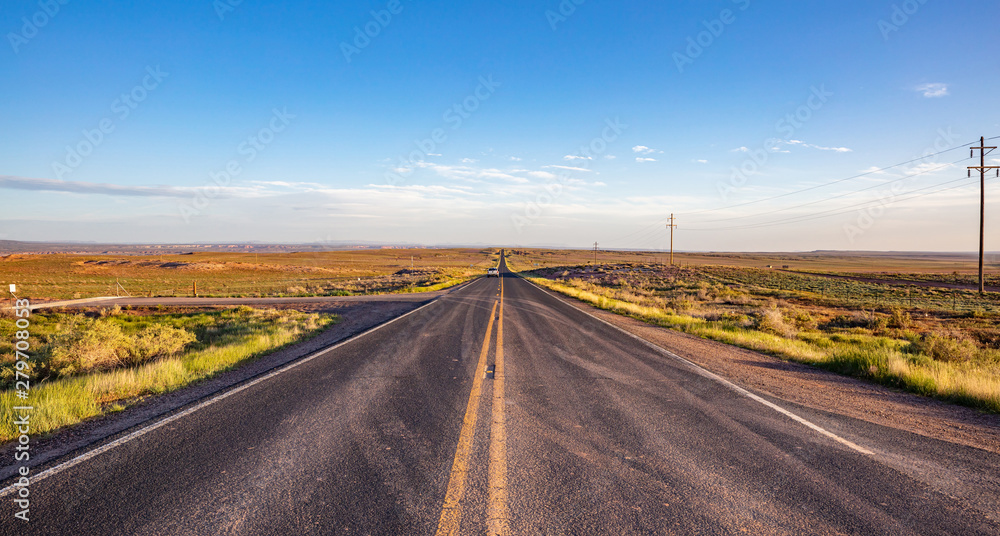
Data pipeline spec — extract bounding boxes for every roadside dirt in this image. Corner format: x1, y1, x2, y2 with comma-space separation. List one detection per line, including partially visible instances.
539, 285, 1000, 455
0, 299, 431, 481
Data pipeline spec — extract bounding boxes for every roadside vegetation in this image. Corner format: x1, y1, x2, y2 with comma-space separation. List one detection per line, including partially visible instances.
506, 255, 1000, 414
0, 306, 335, 441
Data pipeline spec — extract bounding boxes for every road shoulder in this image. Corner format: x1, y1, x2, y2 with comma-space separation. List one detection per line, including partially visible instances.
525, 278, 1000, 455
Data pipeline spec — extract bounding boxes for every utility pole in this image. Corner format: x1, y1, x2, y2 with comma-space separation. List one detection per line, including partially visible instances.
593, 242, 598, 265
969, 137, 999, 294
666, 213, 677, 265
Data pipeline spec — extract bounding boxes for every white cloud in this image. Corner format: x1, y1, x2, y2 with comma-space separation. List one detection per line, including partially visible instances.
635, 157, 657, 163
732, 146, 750, 153
507, 156, 522, 161
695, 159, 708, 164
632, 145, 661, 155
916, 83, 949, 98
427, 153, 442, 157
812, 145, 851, 153
461, 158, 478, 164
778, 139, 852, 153
604, 155, 617, 160
564, 155, 592, 161
593, 181, 607, 186
543, 165, 592, 172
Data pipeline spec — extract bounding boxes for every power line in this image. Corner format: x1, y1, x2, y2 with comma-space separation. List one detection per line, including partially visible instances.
604, 136, 995, 250
687, 157, 968, 225
682, 138, 980, 217
685, 175, 977, 232
604, 216, 671, 245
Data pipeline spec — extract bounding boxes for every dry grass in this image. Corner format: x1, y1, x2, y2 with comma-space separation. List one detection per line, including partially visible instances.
0, 307, 335, 441
0, 248, 498, 300
525, 272, 1000, 414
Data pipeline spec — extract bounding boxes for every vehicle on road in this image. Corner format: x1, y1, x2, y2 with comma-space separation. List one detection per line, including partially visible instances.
487, 267, 499, 277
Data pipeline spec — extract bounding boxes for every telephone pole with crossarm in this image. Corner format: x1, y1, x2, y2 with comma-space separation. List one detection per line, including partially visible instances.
969, 137, 1000, 294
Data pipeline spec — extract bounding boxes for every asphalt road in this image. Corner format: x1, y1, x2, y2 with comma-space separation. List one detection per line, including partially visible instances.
3, 253, 999, 534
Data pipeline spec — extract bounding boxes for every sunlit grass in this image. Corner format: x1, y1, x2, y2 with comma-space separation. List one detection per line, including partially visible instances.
529, 277, 1000, 413
0, 308, 335, 441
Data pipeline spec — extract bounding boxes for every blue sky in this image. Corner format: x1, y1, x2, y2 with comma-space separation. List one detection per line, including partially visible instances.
2, 0, 998, 251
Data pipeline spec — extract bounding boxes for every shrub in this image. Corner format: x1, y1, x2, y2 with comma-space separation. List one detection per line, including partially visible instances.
907, 333, 978, 363
39, 318, 195, 377
756, 307, 798, 338
789, 310, 817, 330
888, 307, 913, 330
129, 324, 196, 365
825, 312, 877, 330
970, 328, 1000, 349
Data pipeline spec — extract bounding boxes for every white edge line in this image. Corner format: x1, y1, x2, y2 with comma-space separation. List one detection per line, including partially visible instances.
520, 276, 874, 456
0, 297, 444, 497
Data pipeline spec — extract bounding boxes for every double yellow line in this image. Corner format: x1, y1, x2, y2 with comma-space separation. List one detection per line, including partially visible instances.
488, 277, 509, 535
435, 277, 510, 536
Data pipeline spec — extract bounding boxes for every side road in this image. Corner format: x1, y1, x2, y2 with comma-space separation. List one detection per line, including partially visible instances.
19, 290, 456, 311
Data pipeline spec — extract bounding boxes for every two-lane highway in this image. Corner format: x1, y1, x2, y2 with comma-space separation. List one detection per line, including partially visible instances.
3, 252, 999, 534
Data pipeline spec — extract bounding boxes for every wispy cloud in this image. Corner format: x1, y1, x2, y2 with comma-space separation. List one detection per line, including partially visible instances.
915, 83, 949, 98
0, 175, 195, 198
604, 155, 617, 160
785, 139, 852, 152
632, 145, 661, 155
564, 155, 592, 161
543, 165, 592, 172
461, 157, 478, 164
635, 157, 657, 163
694, 159, 708, 164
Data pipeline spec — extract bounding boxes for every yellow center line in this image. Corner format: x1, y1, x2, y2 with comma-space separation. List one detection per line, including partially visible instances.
435, 296, 498, 536
488, 277, 510, 535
